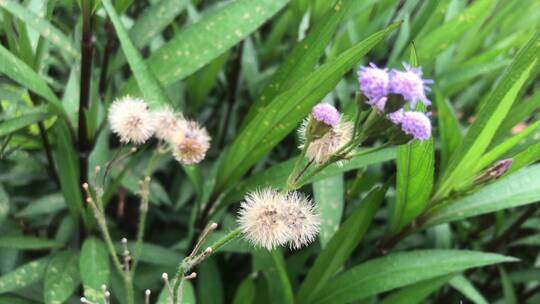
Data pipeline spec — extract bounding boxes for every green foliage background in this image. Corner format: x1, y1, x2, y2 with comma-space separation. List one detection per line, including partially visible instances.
1, 0, 540, 303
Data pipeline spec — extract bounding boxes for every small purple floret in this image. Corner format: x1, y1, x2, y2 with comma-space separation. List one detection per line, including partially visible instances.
400, 111, 431, 141
358, 63, 389, 103
387, 109, 404, 124
494, 159, 513, 177
388, 63, 432, 108
311, 103, 340, 126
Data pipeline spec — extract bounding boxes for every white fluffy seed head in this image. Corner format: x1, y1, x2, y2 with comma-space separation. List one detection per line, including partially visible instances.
153, 107, 180, 141
237, 188, 291, 250
108, 96, 155, 144
171, 119, 211, 165
300, 119, 353, 164
282, 192, 320, 249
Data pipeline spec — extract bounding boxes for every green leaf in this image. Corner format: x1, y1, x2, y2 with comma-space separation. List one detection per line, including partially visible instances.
434, 90, 462, 171
496, 90, 540, 138
390, 106, 434, 234
122, 0, 290, 95
53, 120, 88, 226
312, 250, 516, 304
240, 0, 349, 129
0, 44, 66, 118
499, 267, 517, 304
381, 275, 453, 304
434, 31, 540, 200
296, 186, 386, 304
449, 275, 488, 304
313, 174, 344, 247
232, 277, 256, 304
0, 0, 79, 60
80, 238, 110, 302
506, 141, 540, 175
252, 250, 294, 304
0, 257, 49, 293
426, 164, 540, 226
0, 184, 9, 224
215, 22, 400, 192
101, 0, 171, 107
115, 242, 182, 266
15, 193, 65, 218
478, 120, 540, 170
197, 257, 224, 304
0, 236, 63, 250
157, 280, 195, 304
0, 107, 53, 137
416, 0, 496, 64
44, 251, 80, 304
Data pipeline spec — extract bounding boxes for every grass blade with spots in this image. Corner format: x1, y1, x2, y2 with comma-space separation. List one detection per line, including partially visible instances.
426, 164, 540, 226
102, 0, 172, 107
0, 257, 50, 293
434, 31, 540, 200
312, 250, 516, 304
296, 186, 387, 304
80, 238, 110, 302
122, 0, 290, 95
0, 0, 79, 60
215, 22, 400, 193
313, 174, 344, 247
44, 251, 80, 304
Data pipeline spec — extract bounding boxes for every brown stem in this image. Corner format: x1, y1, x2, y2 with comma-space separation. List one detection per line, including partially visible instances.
98, 18, 114, 100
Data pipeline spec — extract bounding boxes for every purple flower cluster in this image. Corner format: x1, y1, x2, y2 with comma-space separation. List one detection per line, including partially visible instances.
358, 63, 433, 141
311, 103, 340, 126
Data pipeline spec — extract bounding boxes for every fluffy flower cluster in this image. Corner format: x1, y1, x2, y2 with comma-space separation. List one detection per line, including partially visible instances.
299, 103, 353, 164
358, 63, 433, 141
237, 188, 319, 250
108, 96, 210, 164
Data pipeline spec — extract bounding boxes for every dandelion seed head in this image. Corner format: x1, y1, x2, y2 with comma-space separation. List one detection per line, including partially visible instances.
358, 63, 389, 103
237, 188, 290, 250
171, 119, 211, 165
302, 119, 353, 164
282, 192, 319, 249
400, 111, 431, 141
153, 107, 180, 141
311, 103, 340, 126
108, 96, 155, 144
388, 63, 432, 108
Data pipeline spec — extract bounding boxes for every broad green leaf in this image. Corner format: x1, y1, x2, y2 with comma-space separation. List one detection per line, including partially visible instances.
0, 0, 79, 60
499, 267, 517, 304
390, 104, 434, 234
15, 193, 65, 218
0, 107, 53, 137
312, 250, 516, 304
449, 275, 488, 304
115, 242, 182, 266
434, 91, 462, 171
416, 0, 496, 64
0, 236, 63, 250
80, 238, 110, 302
122, 0, 290, 95
297, 186, 386, 304
240, 0, 349, 129
434, 31, 540, 200
197, 258, 224, 304
101, 0, 171, 107
44, 251, 80, 304
478, 120, 540, 170
0, 257, 49, 293
0, 184, 8, 224
232, 277, 256, 304
53, 120, 88, 226
221, 147, 395, 207
253, 250, 294, 304
0, 295, 39, 304
426, 164, 540, 226
381, 275, 453, 304
313, 174, 344, 247
215, 22, 400, 192
0, 44, 66, 118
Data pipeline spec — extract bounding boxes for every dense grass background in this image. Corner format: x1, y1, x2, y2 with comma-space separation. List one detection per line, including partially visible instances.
1, 0, 540, 303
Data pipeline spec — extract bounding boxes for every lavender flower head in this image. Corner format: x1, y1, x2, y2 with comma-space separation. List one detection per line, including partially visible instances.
358, 63, 389, 103
387, 109, 404, 124
400, 111, 431, 141
311, 103, 340, 126
388, 63, 432, 108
